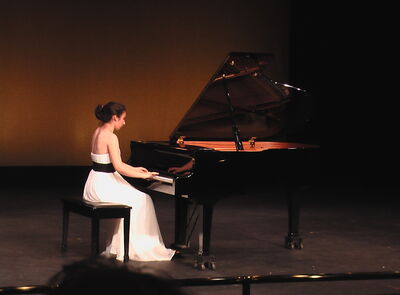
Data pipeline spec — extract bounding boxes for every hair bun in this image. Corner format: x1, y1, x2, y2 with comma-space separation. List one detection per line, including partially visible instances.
94, 102, 126, 123
94, 104, 104, 121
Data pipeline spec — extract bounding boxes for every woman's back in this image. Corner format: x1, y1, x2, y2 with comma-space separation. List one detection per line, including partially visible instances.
91, 127, 115, 155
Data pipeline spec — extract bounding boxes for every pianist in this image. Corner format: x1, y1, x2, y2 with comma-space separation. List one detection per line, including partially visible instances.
82, 101, 175, 261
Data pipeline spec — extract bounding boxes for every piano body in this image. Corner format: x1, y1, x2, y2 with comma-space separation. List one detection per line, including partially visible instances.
127, 52, 319, 270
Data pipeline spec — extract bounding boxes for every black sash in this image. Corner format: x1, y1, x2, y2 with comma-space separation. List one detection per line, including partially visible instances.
92, 162, 116, 173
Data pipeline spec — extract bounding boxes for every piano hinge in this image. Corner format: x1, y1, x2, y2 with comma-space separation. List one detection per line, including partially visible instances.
249, 137, 257, 148
177, 136, 186, 147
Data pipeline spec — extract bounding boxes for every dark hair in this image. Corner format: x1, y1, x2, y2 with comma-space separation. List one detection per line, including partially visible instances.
95, 101, 126, 123
47, 258, 186, 295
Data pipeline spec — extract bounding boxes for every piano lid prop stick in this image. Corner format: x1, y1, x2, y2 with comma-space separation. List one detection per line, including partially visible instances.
222, 74, 244, 151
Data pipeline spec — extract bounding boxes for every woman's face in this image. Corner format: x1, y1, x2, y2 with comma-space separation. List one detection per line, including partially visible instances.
114, 112, 126, 130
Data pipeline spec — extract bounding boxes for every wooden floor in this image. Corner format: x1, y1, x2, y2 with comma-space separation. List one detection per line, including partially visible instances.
0, 180, 399, 294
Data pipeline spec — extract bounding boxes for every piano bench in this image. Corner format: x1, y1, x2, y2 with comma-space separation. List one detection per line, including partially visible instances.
61, 197, 131, 262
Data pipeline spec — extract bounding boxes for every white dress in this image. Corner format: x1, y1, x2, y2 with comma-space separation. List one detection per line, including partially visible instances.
83, 153, 175, 262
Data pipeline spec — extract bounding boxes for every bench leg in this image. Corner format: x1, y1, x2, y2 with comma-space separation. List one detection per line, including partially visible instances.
91, 217, 100, 258
61, 207, 69, 252
123, 215, 130, 262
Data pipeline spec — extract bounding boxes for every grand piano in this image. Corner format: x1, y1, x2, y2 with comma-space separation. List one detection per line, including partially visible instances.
127, 52, 319, 270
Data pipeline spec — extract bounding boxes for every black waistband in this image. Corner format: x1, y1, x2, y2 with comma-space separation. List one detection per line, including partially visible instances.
92, 162, 116, 173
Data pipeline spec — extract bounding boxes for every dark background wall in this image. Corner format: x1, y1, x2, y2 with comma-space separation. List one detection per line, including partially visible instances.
289, 2, 398, 188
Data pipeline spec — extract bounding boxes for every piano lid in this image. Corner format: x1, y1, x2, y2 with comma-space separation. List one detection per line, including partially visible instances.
170, 52, 301, 143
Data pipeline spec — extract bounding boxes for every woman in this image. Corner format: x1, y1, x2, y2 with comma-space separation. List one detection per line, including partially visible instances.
83, 101, 175, 261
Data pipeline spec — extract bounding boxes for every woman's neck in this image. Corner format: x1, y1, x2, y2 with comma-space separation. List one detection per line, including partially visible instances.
100, 122, 115, 133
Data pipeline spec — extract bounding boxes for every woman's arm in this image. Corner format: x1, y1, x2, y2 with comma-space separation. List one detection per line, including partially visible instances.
108, 134, 157, 179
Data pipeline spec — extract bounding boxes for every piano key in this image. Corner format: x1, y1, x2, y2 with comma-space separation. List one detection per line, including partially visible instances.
153, 174, 174, 184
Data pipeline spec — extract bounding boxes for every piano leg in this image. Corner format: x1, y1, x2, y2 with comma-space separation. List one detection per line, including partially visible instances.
194, 203, 216, 270
171, 196, 190, 250
285, 189, 303, 249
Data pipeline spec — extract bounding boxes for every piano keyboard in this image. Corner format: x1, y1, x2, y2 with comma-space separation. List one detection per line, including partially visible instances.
153, 174, 174, 184
147, 173, 176, 196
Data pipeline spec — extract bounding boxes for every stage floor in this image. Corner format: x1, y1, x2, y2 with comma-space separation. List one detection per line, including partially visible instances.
0, 182, 399, 294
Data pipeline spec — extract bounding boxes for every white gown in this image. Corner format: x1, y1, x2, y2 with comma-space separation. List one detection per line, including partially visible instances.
83, 153, 175, 262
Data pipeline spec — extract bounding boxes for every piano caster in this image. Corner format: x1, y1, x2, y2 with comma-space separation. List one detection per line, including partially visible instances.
194, 255, 216, 270
285, 236, 303, 250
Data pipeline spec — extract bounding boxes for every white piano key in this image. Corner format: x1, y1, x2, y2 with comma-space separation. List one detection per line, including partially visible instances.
153, 175, 174, 184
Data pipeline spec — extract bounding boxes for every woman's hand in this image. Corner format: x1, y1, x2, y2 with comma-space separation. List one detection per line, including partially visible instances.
137, 167, 149, 173
142, 171, 159, 180
136, 167, 159, 179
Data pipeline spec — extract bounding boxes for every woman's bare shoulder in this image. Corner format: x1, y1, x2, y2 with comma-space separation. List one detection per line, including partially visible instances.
92, 128, 117, 153
101, 130, 119, 146
95, 127, 114, 138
